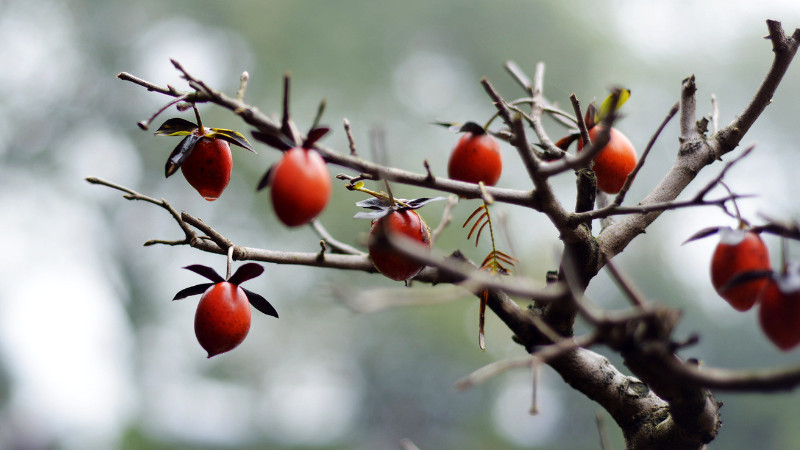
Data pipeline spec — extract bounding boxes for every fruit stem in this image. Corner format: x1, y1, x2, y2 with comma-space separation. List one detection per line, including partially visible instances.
720, 181, 746, 227
226, 246, 234, 280
193, 104, 205, 135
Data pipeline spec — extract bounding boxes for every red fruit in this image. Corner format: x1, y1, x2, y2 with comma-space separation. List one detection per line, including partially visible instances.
448, 132, 502, 186
181, 137, 233, 201
270, 147, 331, 227
759, 274, 800, 351
194, 282, 252, 358
578, 126, 637, 194
710, 229, 770, 312
369, 210, 431, 281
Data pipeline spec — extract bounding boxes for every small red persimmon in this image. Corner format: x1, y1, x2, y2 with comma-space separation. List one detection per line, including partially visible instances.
155, 117, 255, 201
194, 282, 251, 357
711, 228, 770, 311
369, 209, 432, 281
447, 123, 502, 186
758, 267, 800, 351
269, 146, 332, 227
173, 263, 278, 358
578, 126, 637, 194
180, 137, 232, 201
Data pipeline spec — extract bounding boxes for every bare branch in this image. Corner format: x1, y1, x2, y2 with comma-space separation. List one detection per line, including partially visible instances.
430, 195, 458, 245
311, 219, 365, 256
613, 101, 680, 206
717, 21, 800, 154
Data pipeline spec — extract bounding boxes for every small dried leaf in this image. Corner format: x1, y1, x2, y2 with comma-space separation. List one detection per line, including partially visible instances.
228, 263, 265, 285
183, 264, 225, 283
155, 118, 198, 136
243, 288, 279, 318
355, 197, 388, 210
402, 197, 447, 210
683, 226, 724, 245
165, 134, 202, 178
256, 164, 275, 191
304, 127, 330, 148
354, 209, 392, 220
209, 128, 256, 153
458, 121, 487, 135
554, 133, 580, 151
252, 131, 294, 151
720, 270, 773, 294
173, 283, 212, 300
584, 103, 597, 129
432, 121, 463, 132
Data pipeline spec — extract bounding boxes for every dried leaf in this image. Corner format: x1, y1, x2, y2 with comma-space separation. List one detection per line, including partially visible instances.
155, 117, 198, 136
173, 283, 213, 300
165, 134, 202, 178
183, 264, 225, 283
243, 288, 279, 318
228, 263, 265, 285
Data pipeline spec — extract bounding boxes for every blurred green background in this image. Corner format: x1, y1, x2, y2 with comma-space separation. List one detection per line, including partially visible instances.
3, 0, 800, 448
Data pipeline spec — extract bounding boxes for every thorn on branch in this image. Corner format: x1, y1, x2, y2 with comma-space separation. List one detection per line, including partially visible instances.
423, 159, 434, 181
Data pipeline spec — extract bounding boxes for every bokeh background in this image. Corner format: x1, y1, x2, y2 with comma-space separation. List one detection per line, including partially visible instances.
3, 0, 800, 448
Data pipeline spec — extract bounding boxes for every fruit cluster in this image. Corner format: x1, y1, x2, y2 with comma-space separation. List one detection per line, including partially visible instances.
690, 225, 800, 351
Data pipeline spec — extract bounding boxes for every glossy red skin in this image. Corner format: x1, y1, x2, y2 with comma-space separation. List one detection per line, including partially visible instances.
758, 280, 800, 351
194, 282, 251, 358
181, 137, 232, 201
369, 210, 431, 281
710, 231, 770, 312
270, 147, 331, 227
579, 127, 637, 194
447, 132, 502, 186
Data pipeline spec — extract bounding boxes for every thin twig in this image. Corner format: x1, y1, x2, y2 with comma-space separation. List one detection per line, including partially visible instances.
571, 94, 590, 147
455, 332, 598, 390
311, 219, 365, 255
613, 101, 680, 206
343, 118, 358, 156
603, 257, 647, 308
430, 195, 458, 245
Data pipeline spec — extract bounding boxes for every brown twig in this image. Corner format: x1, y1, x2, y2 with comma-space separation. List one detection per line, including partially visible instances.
613, 101, 680, 206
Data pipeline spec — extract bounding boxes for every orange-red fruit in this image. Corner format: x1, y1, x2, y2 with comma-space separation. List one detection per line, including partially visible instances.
579, 126, 637, 194
710, 229, 770, 312
270, 147, 331, 227
448, 132, 502, 186
194, 282, 251, 358
369, 210, 431, 281
181, 137, 233, 201
758, 278, 800, 351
